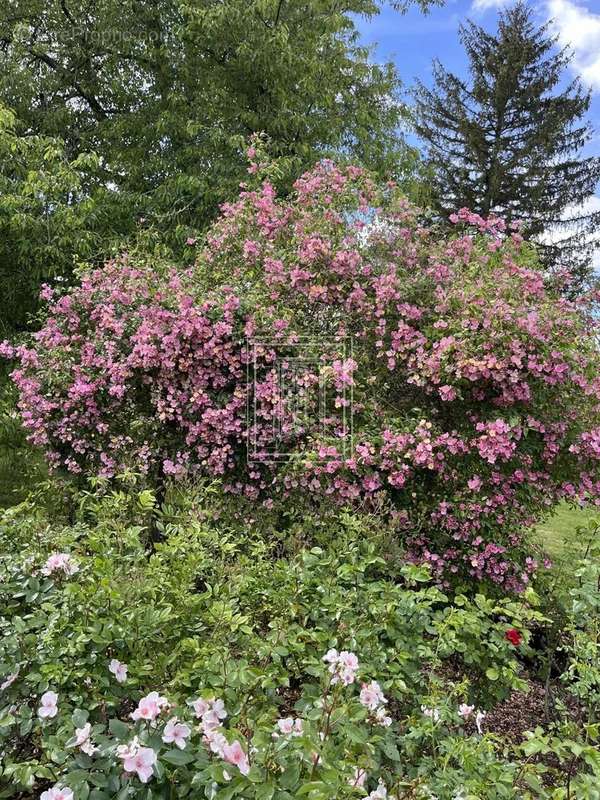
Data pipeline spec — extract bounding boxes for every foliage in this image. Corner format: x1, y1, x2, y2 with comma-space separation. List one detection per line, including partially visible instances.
0, 105, 132, 334
0, 0, 440, 335
1, 485, 585, 800
412, 2, 600, 286
0, 372, 47, 507
4, 157, 600, 587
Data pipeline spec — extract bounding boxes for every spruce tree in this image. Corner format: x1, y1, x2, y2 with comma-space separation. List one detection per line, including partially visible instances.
413, 1, 600, 284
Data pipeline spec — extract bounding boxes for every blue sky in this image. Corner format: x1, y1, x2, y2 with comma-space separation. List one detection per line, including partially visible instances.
357, 0, 600, 264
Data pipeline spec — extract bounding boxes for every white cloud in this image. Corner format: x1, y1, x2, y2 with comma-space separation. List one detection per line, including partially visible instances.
471, 0, 509, 9
581, 194, 600, 272
539, 194, 600, 272
547, 0, 600, 90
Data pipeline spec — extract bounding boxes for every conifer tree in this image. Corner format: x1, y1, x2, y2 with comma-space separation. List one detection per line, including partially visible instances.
413, 2, 600, 284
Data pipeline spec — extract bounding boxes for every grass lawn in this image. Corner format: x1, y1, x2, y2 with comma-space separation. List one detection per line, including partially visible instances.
535, 502, 600, 559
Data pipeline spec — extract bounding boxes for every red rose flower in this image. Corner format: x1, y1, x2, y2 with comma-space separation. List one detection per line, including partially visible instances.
505, 628, 522, 646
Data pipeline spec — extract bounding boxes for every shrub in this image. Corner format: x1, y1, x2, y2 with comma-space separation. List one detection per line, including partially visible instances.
2, 491, 600, 799
3, 156, 600, 586
0, 492, 568, 799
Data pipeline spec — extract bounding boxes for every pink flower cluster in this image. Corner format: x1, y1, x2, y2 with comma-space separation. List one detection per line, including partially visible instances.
5, 158, 600, 588
40, 553, 78, 577
202, 161, 600, 585
323, 649, 359, 685
359, 681, 392, 727
192, 695, 227, 732
190, 695, 249, 774
275, 717, 304, 737
3, 264, 252, 481
116, 738, 157, 783
31, 650, 499, 797
131, 691, 169, 722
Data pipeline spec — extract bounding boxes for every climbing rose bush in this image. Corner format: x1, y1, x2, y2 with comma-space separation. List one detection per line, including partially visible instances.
4, 158, 600, 587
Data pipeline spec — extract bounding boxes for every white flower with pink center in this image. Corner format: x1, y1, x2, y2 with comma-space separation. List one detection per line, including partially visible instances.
131, 691, 169, 722
122, 746, 157, 783
458, 703, 474, 719
109, 659, 128, 683
40, 786, 74, 800
38, 691, 58, 719
162, 717, 191, 749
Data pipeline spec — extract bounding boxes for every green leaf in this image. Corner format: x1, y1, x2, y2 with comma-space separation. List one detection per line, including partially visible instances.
160, 749, 196, 766
108, 719, 130, 740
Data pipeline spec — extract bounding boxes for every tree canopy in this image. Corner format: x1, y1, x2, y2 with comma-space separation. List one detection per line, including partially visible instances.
0, 0, 439, 332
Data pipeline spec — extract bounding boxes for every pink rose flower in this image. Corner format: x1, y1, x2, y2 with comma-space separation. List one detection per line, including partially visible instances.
223, 739, 250, 776
123, 746, 157, 783
131, 691, 169, 722
41, 786, 73, 800
162, 718, 191, 749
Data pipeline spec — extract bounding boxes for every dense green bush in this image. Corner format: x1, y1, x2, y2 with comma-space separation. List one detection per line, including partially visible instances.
0, 483, 599, 799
